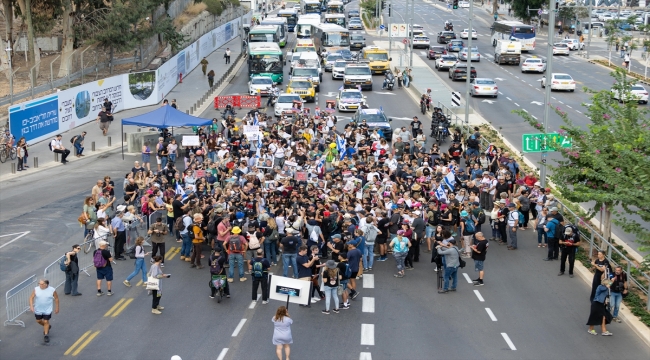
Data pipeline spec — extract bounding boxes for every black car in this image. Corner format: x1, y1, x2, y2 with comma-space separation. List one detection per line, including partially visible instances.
436, 31, 457, 44
427, 46, 447, 60
350, 34, 366, 51
448, 63, 477, 81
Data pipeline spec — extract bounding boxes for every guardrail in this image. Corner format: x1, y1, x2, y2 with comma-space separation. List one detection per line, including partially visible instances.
441, 100, 650, 310
4, 275, 38, 327
189, 52, 245, 115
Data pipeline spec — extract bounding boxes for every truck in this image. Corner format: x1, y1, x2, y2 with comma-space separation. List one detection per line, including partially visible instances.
494, 40, 521, 65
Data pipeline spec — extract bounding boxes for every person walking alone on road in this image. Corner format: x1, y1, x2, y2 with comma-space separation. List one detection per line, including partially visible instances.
321, 260, 341, 314
389, 230, 410, 278
124, 237, 150, 287
64, 244, 82, 296
225, 48, 231, 64
149, 255, 171, 315
50, 134, 70, 164
16, 139, 25, 171
470, 232, 488, 286
250, 249, 270, 304
148, 217, 169, 267
272, 306, 293, 360
586, 277, 613, 336
208, 69, 216, 88
29, 279, 59, 343
200, 57, 209, 75
558, 226, 580, 277
624, 53, 630, 71
96, 107, 112, 136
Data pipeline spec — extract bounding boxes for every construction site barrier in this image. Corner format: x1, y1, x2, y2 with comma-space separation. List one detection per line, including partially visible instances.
214, 95, 261, 109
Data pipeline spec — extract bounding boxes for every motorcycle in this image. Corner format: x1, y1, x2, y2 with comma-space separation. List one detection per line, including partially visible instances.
384, 72, 396, 91
221, 104, 237, 119
445, 23, 453, 31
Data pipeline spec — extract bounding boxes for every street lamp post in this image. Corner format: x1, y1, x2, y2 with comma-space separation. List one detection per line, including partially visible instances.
6, 45, 13, 104
540, 1, 555, 187
464, 1, 475, 127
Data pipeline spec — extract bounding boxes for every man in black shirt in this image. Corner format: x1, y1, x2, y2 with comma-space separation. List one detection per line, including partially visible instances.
410, 116, 422, 137
296, 245, 318, 307
96, 107, 111, 136
470, 232, 488, 286
172, 194, 190, 241
558, 226, 580, 277
124, 178, 139, 204
103, 98, 113, 113
249, 249, 270, 303
448, 142, 463, 163
549, 207, 564, 225
327, 234, 345, 260
494, 176, 510, 201
280, 228, 300, 278
376, 214, 390, 261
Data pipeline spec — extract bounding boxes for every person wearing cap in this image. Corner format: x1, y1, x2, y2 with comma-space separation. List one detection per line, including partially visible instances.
95, 241, 114, 296
321, 260, 341, 314
558, 225, 580, 277
389, 230, 411, 278
224, 226, 248, 282
543, 214, 562, 261
549, 206, 565, 225
111, 209, 127, 260
189, 214, 206, 269
534, 206, 548, 247
506, 203, 519, 250
436, 239, 460, 293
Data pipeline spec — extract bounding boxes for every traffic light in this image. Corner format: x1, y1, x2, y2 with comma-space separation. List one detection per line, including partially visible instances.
388, 4, 391, 16
453, 0, 458, 9
555, 1, 559, 10
381, 0, 386, 10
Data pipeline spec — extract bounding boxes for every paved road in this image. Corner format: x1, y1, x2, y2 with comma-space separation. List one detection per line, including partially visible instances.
1, 2, 649, 359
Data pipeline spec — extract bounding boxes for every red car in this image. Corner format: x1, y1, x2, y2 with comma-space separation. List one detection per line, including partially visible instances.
427, 46, 447, 60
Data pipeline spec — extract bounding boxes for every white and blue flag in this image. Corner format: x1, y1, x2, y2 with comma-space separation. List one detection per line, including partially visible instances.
444, 170, 456, 192
253, 113, 259, 125
316, 157, 325, 174
336, 134, 346, 161
175, 182, 188, 200
435, 184, 447, 202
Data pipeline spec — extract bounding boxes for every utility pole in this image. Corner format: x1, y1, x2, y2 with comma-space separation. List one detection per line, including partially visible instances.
586, 0, 592, 59
409, 0, 414, 67
464, 1, 474, 125
388, 0, 393, 58
540, 0, 555, 187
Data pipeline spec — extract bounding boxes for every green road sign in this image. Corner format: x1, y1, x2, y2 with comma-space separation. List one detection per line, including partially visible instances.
522, 133, 572, 153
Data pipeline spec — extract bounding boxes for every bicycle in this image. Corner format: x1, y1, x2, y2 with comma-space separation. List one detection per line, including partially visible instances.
210, 275, 228, 303
0, 144, 17, 163
83, 231, 113, 254
420, 100, 427, 115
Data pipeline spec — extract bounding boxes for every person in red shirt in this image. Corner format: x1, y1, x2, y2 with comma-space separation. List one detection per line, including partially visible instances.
523, 172, 538, 188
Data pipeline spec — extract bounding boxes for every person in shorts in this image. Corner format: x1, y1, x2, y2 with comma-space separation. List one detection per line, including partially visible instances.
29, 278, 59, 343
96, 107, 111, 136
95, 241, 114, 296
470, 232, 488, 286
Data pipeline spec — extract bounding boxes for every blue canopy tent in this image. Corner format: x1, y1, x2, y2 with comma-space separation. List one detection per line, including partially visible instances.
120, 105, 213, 159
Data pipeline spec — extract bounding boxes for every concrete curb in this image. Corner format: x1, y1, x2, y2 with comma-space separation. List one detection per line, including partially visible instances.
586, 57, 650, 86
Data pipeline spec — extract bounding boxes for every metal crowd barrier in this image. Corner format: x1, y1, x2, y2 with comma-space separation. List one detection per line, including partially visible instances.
4, 275, 38, 327
148, 210, 165, 228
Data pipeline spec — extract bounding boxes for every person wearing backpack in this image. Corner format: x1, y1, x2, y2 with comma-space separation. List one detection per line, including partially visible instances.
505, 203, 519, 250
245, 225, 264, 273
224, 226, 248, 283
459, 210, 477, 258
94, 241, 114, 296
471, 202, 485, 235
63, 245, 82, 296
389, 230, 411, 279
249, 249, 270, 304
436, 239, 460, 293
362, 216, 381, 272
517, 189, 531, 229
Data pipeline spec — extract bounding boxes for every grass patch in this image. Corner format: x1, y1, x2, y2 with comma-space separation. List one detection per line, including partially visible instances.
186, 2, 208, 16
592, 59, 649, 83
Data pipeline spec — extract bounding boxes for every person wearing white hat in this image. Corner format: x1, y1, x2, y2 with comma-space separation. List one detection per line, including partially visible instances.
95, 241, 114, 297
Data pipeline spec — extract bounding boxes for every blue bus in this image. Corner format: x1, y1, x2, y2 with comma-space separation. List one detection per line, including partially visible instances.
277, 9, 298, 32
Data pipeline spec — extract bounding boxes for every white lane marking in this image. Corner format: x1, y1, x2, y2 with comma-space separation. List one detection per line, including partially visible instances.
501, 333, 517, 350
462, 272, 473, 284
473, 290, 485, 302
362, 297, 375, 313
522, 109, 528, 112
363, 274, 375, 288
514, 103, 520, 107
498, 91, 503, 95
216, 348, 229, 360
485, 308, 498, 321
361, 324, 375, 345
552, 97, 557, 100
515, 76, 519, 79
529, 83, 533, 86
576, 110, 582, 114
231, 319, 247, 337
360, 353, 373, 360
506, 97, 512, 101
566, 105, 572, 108
559, 101, 564, 104
249, 294, 262, 309
0, 231, 31, 249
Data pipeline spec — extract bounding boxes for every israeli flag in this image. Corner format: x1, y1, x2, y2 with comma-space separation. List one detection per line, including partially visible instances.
175, 182, 188, 200
338, 85, 344, 91
435, 184, 447, 202
444, 171, 456, 192
336, 134, 346, 161
253, 113, 259, 125
316, 157, 325, 173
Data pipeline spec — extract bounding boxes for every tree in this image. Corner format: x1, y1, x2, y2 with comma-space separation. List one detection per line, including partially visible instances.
16, 0, 40, 79
514, 69, 650, 258
508, 0, 545, 24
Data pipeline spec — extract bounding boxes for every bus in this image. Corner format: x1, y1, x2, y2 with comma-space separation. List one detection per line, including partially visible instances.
277, 9, 299, 32
300, 0, 321, 15
296, 14, 321, 39
260, 18, 288, 47
313, 23, 350, 55
249, 25, 282, 46
248, 42, 285, 84
324, 13, 346, 28
326, 0, 344, 14
490, 20, 536, 51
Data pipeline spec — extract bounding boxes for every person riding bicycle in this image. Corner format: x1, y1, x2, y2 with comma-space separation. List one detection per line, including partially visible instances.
2, 129, 15, 150
209, 248, 230, 299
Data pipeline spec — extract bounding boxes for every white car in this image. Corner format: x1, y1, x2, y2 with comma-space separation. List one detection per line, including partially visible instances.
274, 93, 304, 116
542, 73, 576, 92
332, 60, 350, 80
459, 47, 480, 62
460, 28, 477, 40
435, 54, 458, 71
521, 57, 546, 73
598, 13, 614, 21
560, 39, 583, 50
248, 75, 274, 96
336, 89, 366, 111
612, 84, 649, 104
412, 35, 431, 49
552, 43, 570, 56
458, 1, 470, 8
470, 78, 498, 98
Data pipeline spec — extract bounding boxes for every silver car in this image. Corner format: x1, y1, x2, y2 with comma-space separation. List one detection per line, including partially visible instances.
332, 60, 350, 80
324, 53, 343, 72
459, 47, 480, 62
470, 78, 498, 98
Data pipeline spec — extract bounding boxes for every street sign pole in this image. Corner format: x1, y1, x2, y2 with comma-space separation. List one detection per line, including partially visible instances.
409, 0, 414, 67
540, 0, 555, 187
464, 0, 474, 126
388, 0, 393, 57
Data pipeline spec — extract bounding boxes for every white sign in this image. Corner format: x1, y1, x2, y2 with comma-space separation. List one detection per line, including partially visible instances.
243, 125, 260, 134
268, 275, 311, 306
390, 23, 407, 38
182, 135, 200, 146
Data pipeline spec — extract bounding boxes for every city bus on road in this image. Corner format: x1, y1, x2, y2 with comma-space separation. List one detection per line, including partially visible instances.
260, 18, 288, 47
248, 25, 282, 46
296, 14, 321, 38
324, 13, 346, 28
277, 9, 298, 32
313, 23, 350, 56
248, 42, 285, 84
490, 20, 536, 51
300, 0, 321, 15
326, 0, 344, 14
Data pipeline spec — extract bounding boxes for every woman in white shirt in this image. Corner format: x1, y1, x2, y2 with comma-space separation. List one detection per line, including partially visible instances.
93, 218, 112, 249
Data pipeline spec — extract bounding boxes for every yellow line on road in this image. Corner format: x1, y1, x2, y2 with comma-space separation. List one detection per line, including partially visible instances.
111, 298, 134, 317
166, 246, 180, 260
64, 330, 91, 355
72, 330, 101, 356
103, 298, 126, 317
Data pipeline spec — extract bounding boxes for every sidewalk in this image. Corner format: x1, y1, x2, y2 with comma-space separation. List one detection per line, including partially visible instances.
0, 36, 242, 181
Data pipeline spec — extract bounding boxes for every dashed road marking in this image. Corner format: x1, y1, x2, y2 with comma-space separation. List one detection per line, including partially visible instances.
501, 333, 517, 350
360, 353, 373, 360
566, 105, 572, 108
532, 115, 538, 119
217, 348, 229, 360
514, 103, 520, 107
363, 274, 375, 288
474, 289, 485, 302
232, 319, 247, 337
249, 294, 262, 309
361, 324, 375, 345
506, 97, 512, 101
362, 297, 375, 313
485, 308, 498, 321
462, 272, 473, 284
